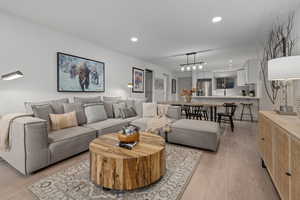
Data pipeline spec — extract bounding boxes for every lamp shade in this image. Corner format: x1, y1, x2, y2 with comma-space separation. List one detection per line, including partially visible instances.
127, 83, 133, 88
1, 70, 24, 80
268, 56, 300, 80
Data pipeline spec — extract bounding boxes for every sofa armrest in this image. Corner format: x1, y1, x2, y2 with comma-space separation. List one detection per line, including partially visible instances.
0, 117, 50, 175
167, 106, 181, 120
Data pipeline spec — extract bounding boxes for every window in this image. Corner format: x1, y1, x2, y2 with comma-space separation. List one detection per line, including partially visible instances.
216, 77, 235, 89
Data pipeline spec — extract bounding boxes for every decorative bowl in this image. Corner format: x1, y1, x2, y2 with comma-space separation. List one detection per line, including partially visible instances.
118, 132, 140, 143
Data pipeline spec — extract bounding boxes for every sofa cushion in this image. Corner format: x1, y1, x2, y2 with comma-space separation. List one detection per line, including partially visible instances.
49, 111, 78, 131
143, 103, 157, 118
130, 117, 152, 130
48, 126, 95, 143
31, 104, 53, 130
85, 118, 129, 135
103, 96, 122, 101
63, 103, 86, 125
84, 103, 107, 124
120, 107, 137, 119
112, 102, 126, 118
128, 98, 147, 117
123, 116, 140, 123
103, 101, 116, 118
25, 98, 69, 114
74, 96, 102, 104
48, 126, 96, 164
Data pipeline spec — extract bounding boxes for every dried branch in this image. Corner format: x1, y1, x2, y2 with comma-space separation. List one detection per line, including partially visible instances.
260, 12, 296, 104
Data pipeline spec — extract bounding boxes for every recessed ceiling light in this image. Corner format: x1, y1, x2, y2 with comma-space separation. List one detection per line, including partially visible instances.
181, 67, 185, 71
198, 65, 203, 69
192, 65, 197, 70
212, 16, 222, 23
130, 37, 138, 42
186, 66, 191, 71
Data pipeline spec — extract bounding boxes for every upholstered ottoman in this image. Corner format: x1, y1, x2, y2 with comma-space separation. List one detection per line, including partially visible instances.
168, 119, 220, 151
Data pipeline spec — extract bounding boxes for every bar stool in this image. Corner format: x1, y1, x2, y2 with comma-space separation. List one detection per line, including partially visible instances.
240, 103, 254, 122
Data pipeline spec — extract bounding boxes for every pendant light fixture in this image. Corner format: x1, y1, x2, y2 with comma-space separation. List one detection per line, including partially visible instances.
179, 52, 206, 71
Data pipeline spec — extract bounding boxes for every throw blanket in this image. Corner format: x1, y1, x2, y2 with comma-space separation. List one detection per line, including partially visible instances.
146, 104, 172, 134
0, 113, 32, 151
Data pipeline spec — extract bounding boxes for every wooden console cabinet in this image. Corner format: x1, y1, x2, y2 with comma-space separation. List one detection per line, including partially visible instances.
259, 111, 300, 200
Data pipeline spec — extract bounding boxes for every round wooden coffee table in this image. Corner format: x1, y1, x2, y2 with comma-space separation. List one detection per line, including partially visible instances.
89, 132, 166, 191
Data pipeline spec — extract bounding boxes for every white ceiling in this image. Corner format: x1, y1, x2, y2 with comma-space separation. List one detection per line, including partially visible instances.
0, 0, 299, 72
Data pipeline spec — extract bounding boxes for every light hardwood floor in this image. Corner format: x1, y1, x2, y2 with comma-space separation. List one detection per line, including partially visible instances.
0, 121, 279, 200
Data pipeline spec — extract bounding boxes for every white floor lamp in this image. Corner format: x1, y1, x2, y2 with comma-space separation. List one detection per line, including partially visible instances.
268, 56, 300, 115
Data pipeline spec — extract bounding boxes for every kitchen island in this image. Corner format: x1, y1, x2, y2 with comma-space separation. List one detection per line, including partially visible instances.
192, 96, 259, 121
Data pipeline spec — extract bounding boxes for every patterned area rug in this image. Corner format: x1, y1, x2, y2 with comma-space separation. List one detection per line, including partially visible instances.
28, 144, 202, 200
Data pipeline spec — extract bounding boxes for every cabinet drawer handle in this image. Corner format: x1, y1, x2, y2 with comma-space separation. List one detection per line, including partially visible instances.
261, 138, 265, 141
286, 172, 292, 176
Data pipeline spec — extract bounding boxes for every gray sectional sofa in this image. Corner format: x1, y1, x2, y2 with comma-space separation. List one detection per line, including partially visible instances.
0, 97, 181, 175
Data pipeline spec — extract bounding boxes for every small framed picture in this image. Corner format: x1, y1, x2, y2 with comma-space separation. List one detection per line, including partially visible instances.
132, 67, 144, 93
172, 79, 176, 94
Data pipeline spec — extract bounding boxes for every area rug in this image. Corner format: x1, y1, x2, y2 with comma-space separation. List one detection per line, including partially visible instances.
28, 144, 202, 200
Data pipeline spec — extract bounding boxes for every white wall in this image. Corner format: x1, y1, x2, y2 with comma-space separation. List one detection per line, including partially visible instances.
0, 12, 174, 115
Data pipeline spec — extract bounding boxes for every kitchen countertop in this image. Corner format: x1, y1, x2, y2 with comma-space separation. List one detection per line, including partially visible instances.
192, 96, 259, 100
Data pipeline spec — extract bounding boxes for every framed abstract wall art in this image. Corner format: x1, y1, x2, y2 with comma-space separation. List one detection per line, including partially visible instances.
155, 78, 164, 90
57, 52, 105, 92
132, 67, 144, 93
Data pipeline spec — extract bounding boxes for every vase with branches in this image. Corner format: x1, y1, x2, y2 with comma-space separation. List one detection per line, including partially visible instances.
260, 13, 296, 106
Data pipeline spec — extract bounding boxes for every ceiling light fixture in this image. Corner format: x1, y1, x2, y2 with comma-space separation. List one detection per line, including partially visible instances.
212, 16, 222, 23
130, 37, 138, 42
179, 52, 206, 72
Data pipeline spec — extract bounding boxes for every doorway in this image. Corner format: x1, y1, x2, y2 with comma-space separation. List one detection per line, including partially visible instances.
145, 69, 153, 102
163, 73, 170, 101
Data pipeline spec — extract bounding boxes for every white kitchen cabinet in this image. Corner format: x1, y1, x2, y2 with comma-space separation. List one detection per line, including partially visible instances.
244, 59, 259, 84
237, 69, 247, 86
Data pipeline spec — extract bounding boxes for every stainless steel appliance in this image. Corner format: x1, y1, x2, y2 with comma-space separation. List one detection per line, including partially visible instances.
196, 79, 212, 96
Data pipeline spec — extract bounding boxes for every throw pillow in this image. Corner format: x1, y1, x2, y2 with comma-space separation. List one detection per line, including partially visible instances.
63, 103, 86, 125
120, 107, 137, 119
103, 101, 116, 118
31, 104, 54, 130
157, 104, 170, 117
142, 103, 157, 118
49, 111, 78, 131
112, 102, 126, 118
74, 96, 102, 104
84, 103, 107, 124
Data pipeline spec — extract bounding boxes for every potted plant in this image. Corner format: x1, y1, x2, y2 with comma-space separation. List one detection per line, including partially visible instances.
180, 88, 196, 103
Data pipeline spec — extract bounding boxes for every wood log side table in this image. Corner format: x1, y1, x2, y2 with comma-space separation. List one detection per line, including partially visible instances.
89, 132, 166, 191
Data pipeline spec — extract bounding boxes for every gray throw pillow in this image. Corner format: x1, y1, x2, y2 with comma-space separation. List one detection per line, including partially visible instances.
112, 102, 126, 118
63, 103, 86, 125
103, 101, 116, 118
74, 96, 102, 104
84, 103, 107, 124
120, 107, 137, 119
31, 104, 54, 130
